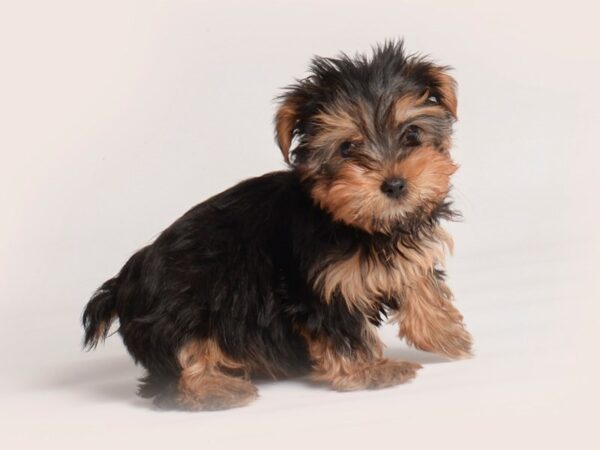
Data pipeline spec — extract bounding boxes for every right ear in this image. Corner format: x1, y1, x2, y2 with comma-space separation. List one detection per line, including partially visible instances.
428, 66, 458, 120
274, 94, 303, 163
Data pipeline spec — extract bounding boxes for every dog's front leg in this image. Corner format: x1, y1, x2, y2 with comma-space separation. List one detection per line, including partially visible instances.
303, 325, 421, 391
394, 272, 473, 359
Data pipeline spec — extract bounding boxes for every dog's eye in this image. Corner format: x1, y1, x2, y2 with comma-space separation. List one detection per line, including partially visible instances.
427, 95, 439, 104
339, 141, 354, 158
403, 125, 421, 147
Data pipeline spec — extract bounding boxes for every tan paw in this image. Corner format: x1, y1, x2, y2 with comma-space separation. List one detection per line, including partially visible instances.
177, 375, 258, 411
331, 359, 422, 391
412, 323, 473, 360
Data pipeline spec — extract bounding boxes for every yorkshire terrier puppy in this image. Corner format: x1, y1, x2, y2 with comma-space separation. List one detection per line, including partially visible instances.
83, 41, 472, 411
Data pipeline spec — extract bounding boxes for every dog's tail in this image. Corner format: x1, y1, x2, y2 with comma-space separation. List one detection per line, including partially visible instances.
82, 276, 120, 350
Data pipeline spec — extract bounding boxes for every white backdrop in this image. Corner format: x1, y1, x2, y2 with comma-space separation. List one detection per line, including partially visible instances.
1, 1, 599, 449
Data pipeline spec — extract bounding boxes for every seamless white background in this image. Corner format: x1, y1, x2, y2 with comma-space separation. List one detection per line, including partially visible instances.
1, 1, 599, 449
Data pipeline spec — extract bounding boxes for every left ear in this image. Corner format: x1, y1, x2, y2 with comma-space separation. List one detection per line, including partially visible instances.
274, 94, 303, 163
429, 67, 458, 120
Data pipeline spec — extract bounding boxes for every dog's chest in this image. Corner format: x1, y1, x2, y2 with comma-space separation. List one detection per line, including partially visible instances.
313, 228, 452, 311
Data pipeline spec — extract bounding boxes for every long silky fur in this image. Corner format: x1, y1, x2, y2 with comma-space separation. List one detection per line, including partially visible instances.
82, 40, 465, 407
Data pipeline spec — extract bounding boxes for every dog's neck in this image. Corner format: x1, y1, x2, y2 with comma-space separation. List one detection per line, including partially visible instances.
378, 199, 458, 244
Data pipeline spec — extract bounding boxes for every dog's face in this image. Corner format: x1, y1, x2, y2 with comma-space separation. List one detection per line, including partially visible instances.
275, 42, 458, 234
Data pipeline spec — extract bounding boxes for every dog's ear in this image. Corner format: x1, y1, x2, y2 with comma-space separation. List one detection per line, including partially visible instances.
274, 94, 303, 163
428, 67, 458, 119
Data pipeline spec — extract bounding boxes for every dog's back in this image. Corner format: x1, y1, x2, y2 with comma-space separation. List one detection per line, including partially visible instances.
82, 171, 314, 402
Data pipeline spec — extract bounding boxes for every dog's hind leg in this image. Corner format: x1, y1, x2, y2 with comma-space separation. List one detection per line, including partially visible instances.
168, 338, 258, 411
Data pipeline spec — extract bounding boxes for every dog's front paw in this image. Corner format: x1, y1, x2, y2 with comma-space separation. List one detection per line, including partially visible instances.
331, 359, 422, 391
438, 323, 473, 359
409, 322, 473, 360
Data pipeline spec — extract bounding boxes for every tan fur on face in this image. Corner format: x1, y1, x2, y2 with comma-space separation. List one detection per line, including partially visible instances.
311, 163, 386, 233
176, 339, 258, 410
394, 146, 458, 216
303, 327, 420, 391
314, 226, 453, 312
393, 91, 447, 124
311, 147, 457, 233
391, 275, 472, 359
312, 103, 364, 149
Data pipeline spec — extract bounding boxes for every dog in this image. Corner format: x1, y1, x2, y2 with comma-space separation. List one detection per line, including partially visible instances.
82, 41, 472, 411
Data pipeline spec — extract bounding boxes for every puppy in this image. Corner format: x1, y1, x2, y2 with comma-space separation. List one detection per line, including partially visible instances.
83, 41, 472, 411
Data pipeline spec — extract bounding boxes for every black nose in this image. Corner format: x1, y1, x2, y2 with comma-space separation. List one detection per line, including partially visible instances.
381, 177, 406, 199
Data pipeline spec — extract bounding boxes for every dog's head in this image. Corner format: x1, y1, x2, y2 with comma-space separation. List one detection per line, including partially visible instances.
275, 41, 458, 234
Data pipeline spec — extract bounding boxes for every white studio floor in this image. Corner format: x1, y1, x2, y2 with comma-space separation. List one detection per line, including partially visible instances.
1, 1, 599, 449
